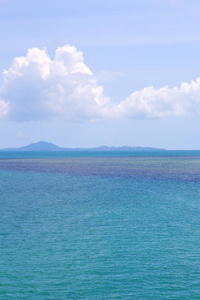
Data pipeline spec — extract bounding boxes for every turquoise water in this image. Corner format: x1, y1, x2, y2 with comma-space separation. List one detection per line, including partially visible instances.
1, 151, 200, 299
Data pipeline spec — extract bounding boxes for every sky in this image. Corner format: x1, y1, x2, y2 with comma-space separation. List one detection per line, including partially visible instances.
1, 0, 200, 149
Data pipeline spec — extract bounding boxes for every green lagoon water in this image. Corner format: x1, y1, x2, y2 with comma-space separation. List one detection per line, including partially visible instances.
1, 151, 200, 299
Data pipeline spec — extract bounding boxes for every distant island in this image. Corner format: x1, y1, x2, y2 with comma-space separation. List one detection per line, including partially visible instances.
0, 141, 166, 152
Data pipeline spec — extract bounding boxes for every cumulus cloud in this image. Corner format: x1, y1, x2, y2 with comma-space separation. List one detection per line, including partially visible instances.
117, 80, 200, 118
1, 44, 200, 122
0, 45, 112, 121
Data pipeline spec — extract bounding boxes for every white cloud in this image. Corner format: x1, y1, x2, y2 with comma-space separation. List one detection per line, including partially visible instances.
117, 80, 200, 118
0, 45, 112, 122
1, 44, 200, 122
0, 99, 9, 119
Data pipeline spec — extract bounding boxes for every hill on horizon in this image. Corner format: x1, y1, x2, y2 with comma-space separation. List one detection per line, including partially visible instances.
0, 141, 166, 152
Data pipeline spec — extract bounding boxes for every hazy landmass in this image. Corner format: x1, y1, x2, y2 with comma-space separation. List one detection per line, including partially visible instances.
0, 141, 166, 152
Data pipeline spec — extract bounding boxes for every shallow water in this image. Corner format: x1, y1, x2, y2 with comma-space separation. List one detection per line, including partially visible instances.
1, 151, 200, 299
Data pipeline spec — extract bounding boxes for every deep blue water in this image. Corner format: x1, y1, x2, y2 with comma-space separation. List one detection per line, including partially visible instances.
1, 149, 200, 159
1, 151, 200, 299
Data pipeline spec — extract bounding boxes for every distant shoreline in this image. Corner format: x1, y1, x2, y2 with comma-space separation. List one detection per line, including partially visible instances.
0, 141, 166, 152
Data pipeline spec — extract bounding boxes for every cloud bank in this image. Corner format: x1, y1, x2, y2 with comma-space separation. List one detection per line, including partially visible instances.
1, 44, 200, 122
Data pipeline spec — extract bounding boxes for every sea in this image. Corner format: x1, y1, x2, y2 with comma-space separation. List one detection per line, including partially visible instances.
1, 150, 200, 299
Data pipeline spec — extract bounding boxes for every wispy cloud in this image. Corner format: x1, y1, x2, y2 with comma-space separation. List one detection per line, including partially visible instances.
1, 44, 200, 122
16, 131, 26, 138
96, 70, 123, 81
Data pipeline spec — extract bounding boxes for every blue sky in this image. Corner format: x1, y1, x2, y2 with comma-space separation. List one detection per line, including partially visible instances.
1, 0, 200, 149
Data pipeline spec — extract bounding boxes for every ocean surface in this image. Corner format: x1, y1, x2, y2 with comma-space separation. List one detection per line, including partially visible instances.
1, 150, 200, 299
